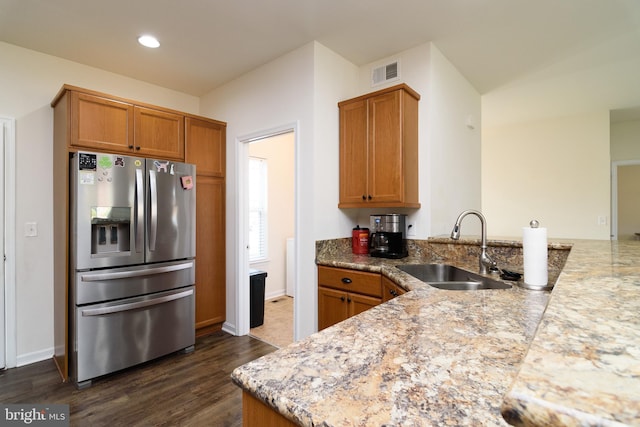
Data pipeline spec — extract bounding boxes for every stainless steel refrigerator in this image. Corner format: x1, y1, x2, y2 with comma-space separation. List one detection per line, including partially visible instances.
69, 151, 196, 387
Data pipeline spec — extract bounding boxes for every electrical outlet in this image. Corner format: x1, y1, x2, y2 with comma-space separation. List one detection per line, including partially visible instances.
25, 222, 38, 237
597, 216, 608, 226
407, 223, 416, 237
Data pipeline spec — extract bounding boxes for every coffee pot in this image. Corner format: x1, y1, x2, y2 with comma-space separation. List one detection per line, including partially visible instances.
369, 214, 408, 259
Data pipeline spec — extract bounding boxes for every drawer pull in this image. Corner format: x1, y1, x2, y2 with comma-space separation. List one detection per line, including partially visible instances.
340, 296, 346, 302
341, 277, 352, 284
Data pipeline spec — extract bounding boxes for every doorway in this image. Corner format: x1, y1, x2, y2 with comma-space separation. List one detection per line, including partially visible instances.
240, 126, 296, 348
612, 160, 640, 240
1, 116, 17, 369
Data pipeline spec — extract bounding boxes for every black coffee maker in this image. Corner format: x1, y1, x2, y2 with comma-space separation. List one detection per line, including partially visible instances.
369, 214, 408, 259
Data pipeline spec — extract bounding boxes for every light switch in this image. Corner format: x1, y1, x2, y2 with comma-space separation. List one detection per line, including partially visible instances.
25, 222, 38, 237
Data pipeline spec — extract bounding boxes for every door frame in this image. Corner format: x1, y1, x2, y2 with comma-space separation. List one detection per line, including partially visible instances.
611, 159, 640, 240
236, 122, 299, 339
1, 116, 17, 369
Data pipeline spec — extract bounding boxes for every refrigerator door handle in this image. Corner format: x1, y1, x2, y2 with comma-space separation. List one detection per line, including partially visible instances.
149, 169, 158, 251
81, 289, 193, 316
80, 261, 194, 282
135, 168, 144, 253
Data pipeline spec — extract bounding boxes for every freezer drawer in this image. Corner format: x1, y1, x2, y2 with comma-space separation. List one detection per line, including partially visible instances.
74, 259, 194, 305
73, 286, 195, 385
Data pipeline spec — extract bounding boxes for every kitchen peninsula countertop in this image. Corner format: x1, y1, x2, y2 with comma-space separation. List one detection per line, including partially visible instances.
231, 238, 640, 426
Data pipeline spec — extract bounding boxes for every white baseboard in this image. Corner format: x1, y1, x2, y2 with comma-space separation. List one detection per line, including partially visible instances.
265, 289, 286, 300
222, 321, 237, 336
17, 347, 54, 367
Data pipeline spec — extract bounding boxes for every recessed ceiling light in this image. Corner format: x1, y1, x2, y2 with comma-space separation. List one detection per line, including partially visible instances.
138, 35, 160, 48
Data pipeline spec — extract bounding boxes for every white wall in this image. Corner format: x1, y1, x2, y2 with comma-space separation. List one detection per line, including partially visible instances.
312, 42, 361, 241
0, 41, 199, 365
248, 132, 295, 299
200, 41, 354, 340
482, 30, 640, 128
426, 46, 482, 236
4, 25, 633, 364
611, 119, 640, 161
200, 40, 482, 340
481, 29, 640, 240
482, 111, 611, 239
350, 43, 482, 238
0, 37, 483, 359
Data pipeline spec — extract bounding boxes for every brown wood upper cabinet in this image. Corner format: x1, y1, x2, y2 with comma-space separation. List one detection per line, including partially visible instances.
134, 106, 184, 160
70, 91, 134, 154
59, 86, 185, 160
338, 84, 420, 208
185, 117, 225, 177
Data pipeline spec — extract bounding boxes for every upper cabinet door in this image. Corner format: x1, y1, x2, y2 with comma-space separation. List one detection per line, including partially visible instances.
70, 91, 134, 153
134, 106, 184, 160
339, 99, 368, 205
368, 90, 403, 203
185, 117, 225, 177
338, 84, 420, 208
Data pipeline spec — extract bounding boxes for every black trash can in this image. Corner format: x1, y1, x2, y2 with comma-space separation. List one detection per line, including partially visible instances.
249, 269, 268, 328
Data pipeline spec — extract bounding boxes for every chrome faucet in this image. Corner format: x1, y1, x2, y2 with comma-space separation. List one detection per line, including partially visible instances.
450, 210, 497, 275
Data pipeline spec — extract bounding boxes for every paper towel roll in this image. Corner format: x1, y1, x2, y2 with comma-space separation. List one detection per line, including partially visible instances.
523, 226, 548, 286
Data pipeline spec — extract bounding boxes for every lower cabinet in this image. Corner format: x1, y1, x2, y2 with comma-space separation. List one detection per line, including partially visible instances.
317, 266, 383, 330
193, 175, 226, 335
382, 275, 406, 302
242, 391, 297, 427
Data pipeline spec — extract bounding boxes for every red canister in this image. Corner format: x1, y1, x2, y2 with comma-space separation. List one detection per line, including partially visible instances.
352, 226, 369, 254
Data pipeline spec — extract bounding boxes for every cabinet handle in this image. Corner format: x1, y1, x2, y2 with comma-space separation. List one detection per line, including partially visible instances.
347, 297, 352, 303
367, 195, 372, 200
135, 146, 141, 150
362, 195, 366, 200
390, 290, 398, 297
340, 296, 345, 302
341, 277, 352, 284
128, 145, 134, 149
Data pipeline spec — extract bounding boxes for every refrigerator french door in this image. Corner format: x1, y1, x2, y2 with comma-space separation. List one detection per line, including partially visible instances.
69, 151, 196, 387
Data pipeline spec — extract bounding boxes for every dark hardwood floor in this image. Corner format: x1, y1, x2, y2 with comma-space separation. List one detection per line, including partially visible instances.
0, 331, 276, 426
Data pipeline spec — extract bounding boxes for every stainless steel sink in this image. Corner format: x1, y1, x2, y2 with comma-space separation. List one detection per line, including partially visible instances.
396, 264, 512, 290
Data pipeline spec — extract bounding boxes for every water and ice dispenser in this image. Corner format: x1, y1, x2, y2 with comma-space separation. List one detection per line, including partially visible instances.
90, 207, 131, 256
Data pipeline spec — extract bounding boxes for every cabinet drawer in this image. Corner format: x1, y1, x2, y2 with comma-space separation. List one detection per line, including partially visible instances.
318, 266, 381, 298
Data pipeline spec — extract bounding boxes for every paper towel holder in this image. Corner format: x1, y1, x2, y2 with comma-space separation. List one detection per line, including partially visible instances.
520, 219, 553, 291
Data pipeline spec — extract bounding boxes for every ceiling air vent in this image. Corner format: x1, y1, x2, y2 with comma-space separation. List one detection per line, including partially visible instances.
371, 60, 400, 87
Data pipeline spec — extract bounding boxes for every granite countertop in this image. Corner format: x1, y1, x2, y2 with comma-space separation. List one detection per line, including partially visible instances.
501, 240, 640, 426
231, 238, 640, 426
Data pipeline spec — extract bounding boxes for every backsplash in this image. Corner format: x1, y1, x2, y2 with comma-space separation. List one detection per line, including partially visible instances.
316, 236, 572, 286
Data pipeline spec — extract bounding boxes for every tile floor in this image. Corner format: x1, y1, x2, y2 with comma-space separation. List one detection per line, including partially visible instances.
249, 296, 294, 348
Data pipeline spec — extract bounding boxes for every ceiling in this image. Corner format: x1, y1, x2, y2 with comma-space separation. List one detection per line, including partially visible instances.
1, 0, 640, 97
